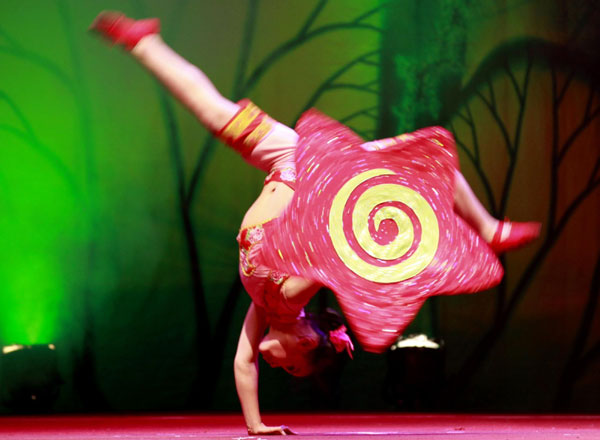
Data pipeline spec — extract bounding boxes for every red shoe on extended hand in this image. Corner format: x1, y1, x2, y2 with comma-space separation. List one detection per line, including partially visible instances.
90, 11, 160, 50
489, 220, 541, 254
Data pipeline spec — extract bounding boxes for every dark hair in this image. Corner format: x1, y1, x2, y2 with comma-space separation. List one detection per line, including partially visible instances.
305, 308, 350, 374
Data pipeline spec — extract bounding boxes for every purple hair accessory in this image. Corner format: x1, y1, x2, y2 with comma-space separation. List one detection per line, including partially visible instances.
329, 325, 354, 359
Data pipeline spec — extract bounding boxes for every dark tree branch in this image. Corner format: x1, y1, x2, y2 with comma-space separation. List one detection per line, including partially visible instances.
451, 117, 497, 216
186, 136, 218, 206
233, 0, 260, 98
553, 178, 600, 249
56, 0, 98, 199
549, 64, 560, 230
0, 26, 20, 47
559, 106, 600, 164
487, 78, 497, 109
475, 89, 513, 156
450, 232, 556, 397
187, 0, 260, 204
298, 0, 328, 37
453, 130, 476, 163
556, 247, 600, 403
352, 3, 387, 24
504, 61, 523, 104
499, 56, 532, 215
0, 124, 80, 198
558, 91, 600, 164
555, 277, 599, 409
556, 68, 576, 105
350, 127, 376, 140
456, 111, 473, 127
583, 81, 595, 119
570, 252, 600, 363
55, 0, 107, 410
360, 58, 380, 67
366, 108, 379, 119
328, 82, 379, 95
446, 36, 600, 404
459, 102, 498, 215
157, 90, 209, 338
465, 104, 481, 164
243, 22, 382, 95
203, 277, 244, 405
295, 50, 379, 122
0, 45, 73, 91
338, 106, 379, 124
506, 175, 600, 384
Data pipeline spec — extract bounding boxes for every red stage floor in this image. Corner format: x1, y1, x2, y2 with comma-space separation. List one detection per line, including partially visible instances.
0, 413, 598, 439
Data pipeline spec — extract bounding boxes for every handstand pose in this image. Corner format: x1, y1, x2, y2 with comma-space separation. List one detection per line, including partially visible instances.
90, 12, 540, 435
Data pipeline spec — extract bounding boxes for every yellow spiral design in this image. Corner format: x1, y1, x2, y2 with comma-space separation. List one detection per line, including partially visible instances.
329, 169, 439, 283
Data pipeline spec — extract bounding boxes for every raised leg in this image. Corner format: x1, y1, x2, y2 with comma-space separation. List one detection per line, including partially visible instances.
90, 11, 238, 133
131, 35, 239, 132
453, 170, 541, 253
453, 170, 498, 242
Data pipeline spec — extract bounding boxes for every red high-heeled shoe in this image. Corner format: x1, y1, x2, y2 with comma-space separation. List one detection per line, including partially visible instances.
90, 11, 160, 50
489, 220, 541, 254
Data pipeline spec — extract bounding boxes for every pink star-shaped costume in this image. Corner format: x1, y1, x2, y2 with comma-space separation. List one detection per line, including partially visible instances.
261, 110, 503, 353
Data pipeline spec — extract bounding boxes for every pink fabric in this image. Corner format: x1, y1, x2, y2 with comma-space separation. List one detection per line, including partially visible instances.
260, 110, 503, 352
329, 325, 354, 358
217, 99, 296, 177
237, 222, 302, 325
222, 101, 299, 323
264, 167, 296, 190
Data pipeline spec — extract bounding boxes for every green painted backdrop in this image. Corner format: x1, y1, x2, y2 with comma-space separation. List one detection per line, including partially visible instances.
0, 0, 599, 413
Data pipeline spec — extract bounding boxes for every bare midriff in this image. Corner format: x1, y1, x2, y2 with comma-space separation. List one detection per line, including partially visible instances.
240, 181, 294, 229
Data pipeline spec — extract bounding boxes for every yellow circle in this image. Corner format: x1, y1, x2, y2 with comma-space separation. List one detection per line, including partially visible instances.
329, 169, 439, 283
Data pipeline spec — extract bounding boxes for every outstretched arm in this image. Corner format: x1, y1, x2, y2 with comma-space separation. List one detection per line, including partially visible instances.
234, 303, 294, 435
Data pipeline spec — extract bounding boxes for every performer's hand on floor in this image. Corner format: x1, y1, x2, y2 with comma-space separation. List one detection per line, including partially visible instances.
248, 423, 296, 435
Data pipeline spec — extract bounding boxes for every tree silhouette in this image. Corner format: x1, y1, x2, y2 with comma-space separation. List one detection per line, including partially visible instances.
0, 0, 105, 409
555, 250, 600, 409
135, 0, 384, 406
4, 0, 597, 412
443, 38, 600, 405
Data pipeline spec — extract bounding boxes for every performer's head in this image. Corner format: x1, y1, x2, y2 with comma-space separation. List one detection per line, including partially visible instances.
258, 309, 352, 377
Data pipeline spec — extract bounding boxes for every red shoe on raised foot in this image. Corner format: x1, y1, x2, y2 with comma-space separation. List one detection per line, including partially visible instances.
90, 11, 160, 50
489, 220, 541, 254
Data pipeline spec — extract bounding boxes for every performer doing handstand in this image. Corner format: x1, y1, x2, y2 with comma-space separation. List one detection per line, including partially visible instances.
90, 12, 540, 435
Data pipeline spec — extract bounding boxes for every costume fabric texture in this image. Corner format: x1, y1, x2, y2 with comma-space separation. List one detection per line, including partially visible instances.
237, 223, 301, 325
216, 99, 296, 178
261, 110, 504, 352
218, 100, 300, 323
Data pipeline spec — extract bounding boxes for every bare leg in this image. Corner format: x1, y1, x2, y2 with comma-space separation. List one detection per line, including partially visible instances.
453, 170, 541, 252
131, 35, 238, 132
365, 135, 540, 250
90, 12, 238, 133
453, 170, 498, 242
91, 13, 539, 253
